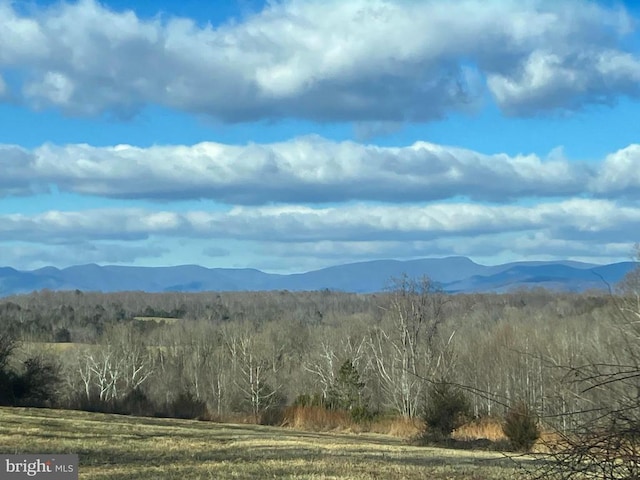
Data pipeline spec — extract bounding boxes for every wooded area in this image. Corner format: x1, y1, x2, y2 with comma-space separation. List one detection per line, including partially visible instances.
1, 258, 639, 477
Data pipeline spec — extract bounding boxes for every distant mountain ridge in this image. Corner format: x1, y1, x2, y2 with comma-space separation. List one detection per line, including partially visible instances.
0, 257, 636, 297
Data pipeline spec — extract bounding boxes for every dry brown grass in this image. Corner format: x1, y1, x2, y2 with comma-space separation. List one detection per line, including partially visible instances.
281, 406, 424, 438
0, 406, 530, 479
454, 417, 507, 442
531, 429, 567, 453
282, 405, 354, 431
454, 417, 564, 454
282, 406, 523, 443
133, 316, 180, 324
369, 415, 424, 438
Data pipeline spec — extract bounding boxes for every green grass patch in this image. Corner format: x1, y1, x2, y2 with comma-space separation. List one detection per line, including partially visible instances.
0, 407, 529, 479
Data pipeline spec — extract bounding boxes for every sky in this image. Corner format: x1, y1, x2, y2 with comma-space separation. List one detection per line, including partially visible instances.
1, 0, 640, 273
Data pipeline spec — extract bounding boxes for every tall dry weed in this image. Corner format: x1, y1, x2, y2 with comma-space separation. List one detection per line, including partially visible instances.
453, 417, 506, 442
369, 416, 424, 437
282, 405, 354, 431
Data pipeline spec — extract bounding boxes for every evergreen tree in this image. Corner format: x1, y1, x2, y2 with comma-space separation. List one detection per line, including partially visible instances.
328, 359, 364, 411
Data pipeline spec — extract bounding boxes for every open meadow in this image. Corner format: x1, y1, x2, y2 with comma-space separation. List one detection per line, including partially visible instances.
0, 407, 530, 479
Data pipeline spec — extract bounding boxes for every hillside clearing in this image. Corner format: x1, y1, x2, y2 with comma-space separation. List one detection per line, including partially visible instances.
0, 407, 531, 479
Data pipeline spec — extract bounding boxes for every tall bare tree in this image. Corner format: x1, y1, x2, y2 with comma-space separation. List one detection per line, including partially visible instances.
369, 275, 449, 417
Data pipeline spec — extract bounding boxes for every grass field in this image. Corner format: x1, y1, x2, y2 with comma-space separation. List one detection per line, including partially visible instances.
0, 407, 531, 479
133, 316, 181, 324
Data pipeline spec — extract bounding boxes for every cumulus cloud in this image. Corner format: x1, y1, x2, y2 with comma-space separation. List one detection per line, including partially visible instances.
0, 0, 638, 120
487, 47, 640, 116
0, 137, 607, 203
591, 144, 640, 198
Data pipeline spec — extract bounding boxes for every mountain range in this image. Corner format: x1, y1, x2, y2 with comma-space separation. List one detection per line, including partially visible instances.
0, 257, 636, 297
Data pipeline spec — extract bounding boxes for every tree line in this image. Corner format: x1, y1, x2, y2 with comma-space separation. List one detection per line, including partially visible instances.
0, 280, 625, 422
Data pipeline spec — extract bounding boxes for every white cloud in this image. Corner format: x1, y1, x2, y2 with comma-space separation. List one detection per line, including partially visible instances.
0, 0, 638, 120
487, 48, 640, 115
23, 71, 76, 107
0, 137, 602, 202
1, 199, 637, 269
1, 199, 638, 244
0, 209, 181, 243
591, 144, 640, 198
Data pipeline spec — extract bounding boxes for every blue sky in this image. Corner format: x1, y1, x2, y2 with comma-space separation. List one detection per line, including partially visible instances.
1, 0, 640, 273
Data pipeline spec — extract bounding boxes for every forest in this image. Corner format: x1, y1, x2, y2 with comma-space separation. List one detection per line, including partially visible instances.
1, 261, 639, 468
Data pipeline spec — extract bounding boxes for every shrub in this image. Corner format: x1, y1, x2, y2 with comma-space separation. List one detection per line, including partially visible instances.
502, 401, 540, 451
260, 406, 286, 426
423, 381, 471, 439
116, 388, 157, 417
169, 391, 208, 420
350, 404, 376, 424
15, 356, 61, 407
54, 328, 72, 343
0, 332, 17, 405
0, 370, 17, 406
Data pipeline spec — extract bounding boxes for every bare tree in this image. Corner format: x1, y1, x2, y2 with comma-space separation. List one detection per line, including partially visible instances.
237, 334, 281, 422
303, 339, 337, 402
85, 345, 119, 402
368, 275, 449, 417
71, 325, 154, 404
223, 324, 282, 422
304, 328, 369, 405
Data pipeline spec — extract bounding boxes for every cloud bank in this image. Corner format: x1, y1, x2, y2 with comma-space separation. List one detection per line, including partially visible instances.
2, 199, 638, 244
0, 138, 638, 202
0, 0, 638, 121
1, 198, 638, 270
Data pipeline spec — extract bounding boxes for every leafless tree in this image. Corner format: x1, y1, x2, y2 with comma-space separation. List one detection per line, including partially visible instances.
71, 325, 154, 404
304, 339, 338, 402
223, 324, 282, 422
368, 275, 450, 417
304, 330, 369, 404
